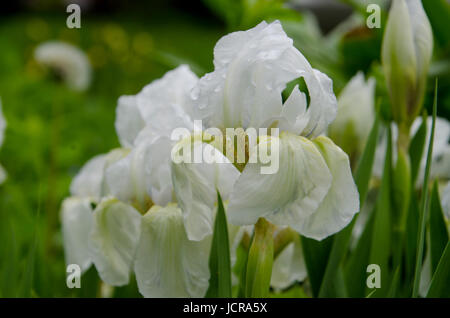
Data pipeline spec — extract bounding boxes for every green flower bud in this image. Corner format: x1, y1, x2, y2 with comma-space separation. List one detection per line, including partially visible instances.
382, 0, 433, 129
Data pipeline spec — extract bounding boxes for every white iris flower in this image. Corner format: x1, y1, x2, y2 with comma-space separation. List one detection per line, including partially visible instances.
172, 21, 359, 241
61, 66, 240, 298
61, 21, 362, 297
34, 41, 92, 91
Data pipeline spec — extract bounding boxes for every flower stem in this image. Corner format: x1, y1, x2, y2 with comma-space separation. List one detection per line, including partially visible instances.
245, 218, 275, 298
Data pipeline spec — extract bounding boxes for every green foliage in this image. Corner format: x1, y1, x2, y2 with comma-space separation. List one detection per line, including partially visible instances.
429, 182, 449, 274
367, 125, 392, 297
300, 236, 333, 298
206, 193, 232, 298
318, 112, 381, 297
422, 0, 450, 49
426, 242, 450, 297
413, 81, 438, 298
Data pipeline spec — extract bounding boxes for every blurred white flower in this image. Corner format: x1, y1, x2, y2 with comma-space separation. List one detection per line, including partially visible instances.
270, 234, 306, 291
34, 41, 92, 91
0, 98, 6, 184
328, 72, 375, 158
374, 116, 450, 186
172, 21, 359, 241
382, 0, 433, 126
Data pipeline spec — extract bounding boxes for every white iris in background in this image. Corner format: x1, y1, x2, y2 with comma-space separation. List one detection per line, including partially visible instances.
328, 72, 375, 160
0, 98, 6, 184
374, 116, 450, 186
172, 21, 359, 241
34, 41, 92, 91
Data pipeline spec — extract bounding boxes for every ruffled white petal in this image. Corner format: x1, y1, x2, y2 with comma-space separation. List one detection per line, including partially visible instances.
294, 136, 359, 240
192, 21, 336, 134
60, 197, 94, 273
105, 146, 151, 212
192, 21, 297, 129
115, 95, 145, 148
89, 197, 141, 286
228, 133, 332, 229
136, 65, 198, 137
299, 68, 337, 138
106, 134, 173, 211
70, 149, 129, 201
134, 204, 211, 298
70, 154, 107, 200
270, 235, 307, 291
278, 85, 308, 134
171, 139, 240, 241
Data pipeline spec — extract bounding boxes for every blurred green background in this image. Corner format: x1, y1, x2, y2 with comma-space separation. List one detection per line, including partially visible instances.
0, 0, 449, 297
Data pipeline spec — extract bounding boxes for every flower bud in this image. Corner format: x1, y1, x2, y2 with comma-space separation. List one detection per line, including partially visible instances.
382, 0, 433, 129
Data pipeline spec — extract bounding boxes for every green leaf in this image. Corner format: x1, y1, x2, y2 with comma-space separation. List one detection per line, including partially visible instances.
426, 242, 450, 297
366, 289, 377, 298
429, 181, 449, 274
1, 220, 18, 297
205, 192, 232, 298
409, 111, 427, 185
354, 113, 382, 206
388, 267, 401, 298
78, 267, 101, 298
345, 208, 375, 297
367, 124, 392, 297
391, 147, 411, 270
270, 285, 309, 298
405, 192, 421, 282
318, 114, 381, 297
232, 244, 249, 298
412, 81, 438, 298
301, 235, 333, 297
18, 226, 38, 297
